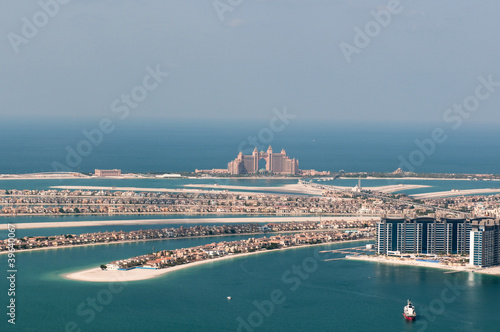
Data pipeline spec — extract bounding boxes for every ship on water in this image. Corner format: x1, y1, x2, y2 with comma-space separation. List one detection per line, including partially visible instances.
403, 299, 417, 321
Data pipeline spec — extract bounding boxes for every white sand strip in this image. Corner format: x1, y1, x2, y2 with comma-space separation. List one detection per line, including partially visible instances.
64, 239, 368, 282
51, 185, 208, 193
50, 184, 321, 196
346, 255, 500, 276
0, 216, 379, 230
340, 177, 473, 181
411, 188, 500, 199
313, 183, 429, 193
367, 184, 430, 193
184, 183, 324, 195
65, 253, 262, 282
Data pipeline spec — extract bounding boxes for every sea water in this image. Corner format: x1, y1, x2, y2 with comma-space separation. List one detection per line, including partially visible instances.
1, 121, 499, 331
0, 121, 499, 174
0, 239, 498, 331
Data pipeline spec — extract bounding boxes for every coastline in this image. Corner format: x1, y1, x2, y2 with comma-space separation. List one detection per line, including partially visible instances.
339, 177, 498, 181
184, 183, 429, 194
64, 238, 370, 282
0, 216, 379, 230
0, 174, 495, 182
346, 254, 500, 276
183, 183, 324, 195
49, 184, 322, 197
411, 188, 500, 199
0, 228, 359, 256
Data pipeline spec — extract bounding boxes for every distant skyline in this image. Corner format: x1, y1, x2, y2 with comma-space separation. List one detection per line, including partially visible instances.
2, 1, 500, 125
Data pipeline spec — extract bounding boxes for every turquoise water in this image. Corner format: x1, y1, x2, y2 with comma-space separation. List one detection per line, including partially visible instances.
1, 177, 498, 238
0, 213, 275, 225
1, 239, 498, 331
0, 178, 299, 191
1, 123, 499, 331
320, 178, 500, 195
1, 177, 498, 194
0, 222, 272, 239
1, 122, 499, 174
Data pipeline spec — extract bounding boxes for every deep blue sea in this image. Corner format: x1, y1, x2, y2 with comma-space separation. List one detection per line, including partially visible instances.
1, 121, 499, 331
1, 239, 499, 332
1, 121, 499, 174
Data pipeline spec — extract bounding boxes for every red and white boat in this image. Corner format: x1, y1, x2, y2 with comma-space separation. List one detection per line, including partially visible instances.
403, 299, 416, 321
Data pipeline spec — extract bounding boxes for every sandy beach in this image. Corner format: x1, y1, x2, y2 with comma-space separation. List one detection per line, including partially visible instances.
0, 216, 379, 230
339, 177, 474, 181
184, 183, 324, 195
0, 172, 151, 180
346, 255, 500, 276
411, 188, 500, 199
367, 184, 430, 193
65, 252, 265, 282
49, 184, 319, 196
51, 185, 213, 193
64, 239, 368, 282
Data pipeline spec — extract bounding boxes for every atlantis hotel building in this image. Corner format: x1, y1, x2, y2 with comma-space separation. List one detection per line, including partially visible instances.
377, 216, 500, 267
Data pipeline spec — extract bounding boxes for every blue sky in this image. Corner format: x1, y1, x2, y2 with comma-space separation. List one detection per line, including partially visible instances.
1, 0, 500, 125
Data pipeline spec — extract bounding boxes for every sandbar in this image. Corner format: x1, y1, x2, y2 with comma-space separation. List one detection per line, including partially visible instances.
365, 184, 430, 193
184, 183, 324, 195
411, 188, 500, 199
312, 183, 430, 193
64, 239, 368, 282
49, 185, 316, 196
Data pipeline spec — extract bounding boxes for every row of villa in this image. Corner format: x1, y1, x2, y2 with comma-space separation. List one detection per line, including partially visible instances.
106, 230, 374, 271
4, 187, 497, 216
0, 219, 377, 252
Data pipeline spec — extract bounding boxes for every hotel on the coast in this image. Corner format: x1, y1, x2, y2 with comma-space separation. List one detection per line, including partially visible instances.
376, 216, 500, 268
228, 146, 299, 175
195, 146, 330, 176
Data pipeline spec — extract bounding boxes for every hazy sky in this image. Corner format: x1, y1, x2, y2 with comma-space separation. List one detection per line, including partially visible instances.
2, 0, 500, 125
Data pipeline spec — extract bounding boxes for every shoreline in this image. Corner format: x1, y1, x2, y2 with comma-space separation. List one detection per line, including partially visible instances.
184, 183, 430, 194
64, 238, 371, 282
0, 228, 354, 256
346, 255, 500, 276
410, 188, 500, 199
49, 185, 321, 197
339, 177, 499, 181
183, 183, 324, 195
0, 174, 496, 182
0, 216, 380, 230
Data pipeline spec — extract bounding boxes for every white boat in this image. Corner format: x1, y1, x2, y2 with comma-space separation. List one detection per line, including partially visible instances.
403, 299, 416, 321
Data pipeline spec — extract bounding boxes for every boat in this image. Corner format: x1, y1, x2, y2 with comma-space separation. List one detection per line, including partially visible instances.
403, 299, 416, 321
